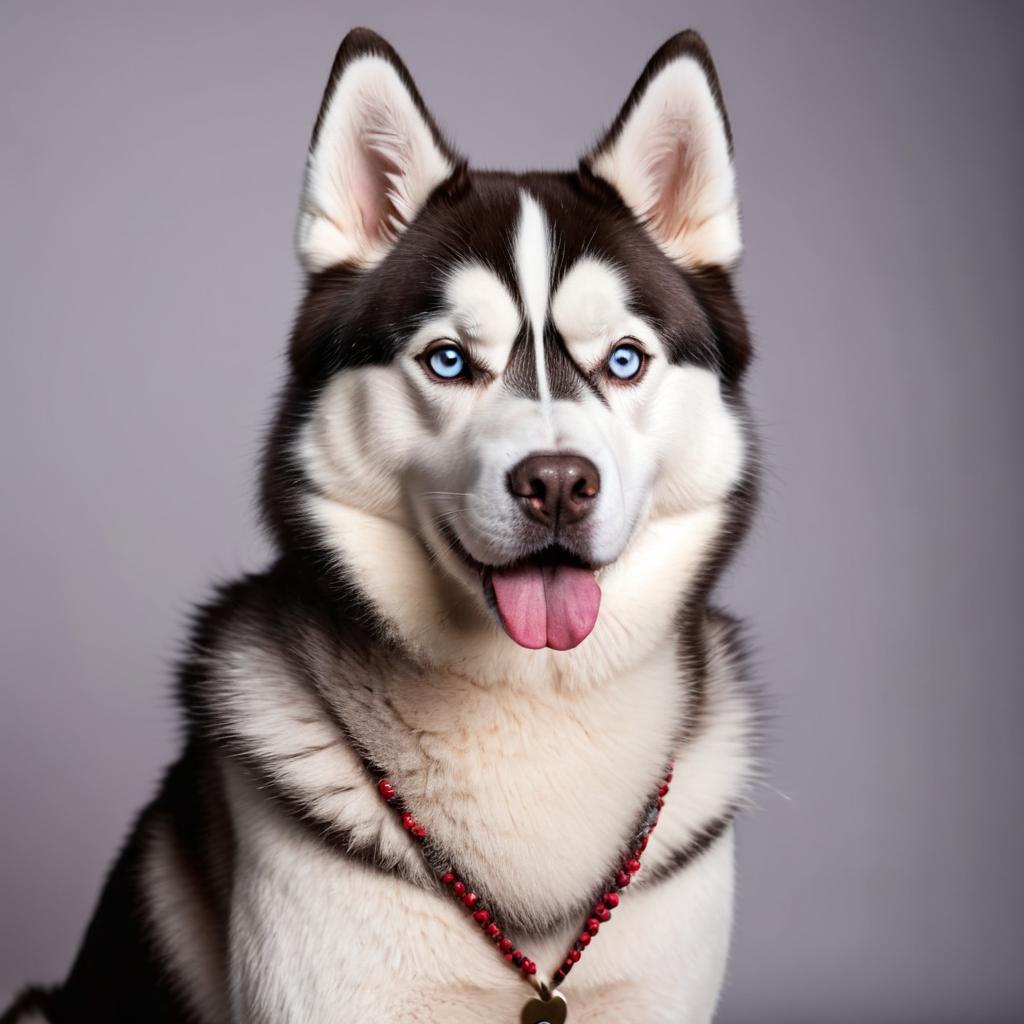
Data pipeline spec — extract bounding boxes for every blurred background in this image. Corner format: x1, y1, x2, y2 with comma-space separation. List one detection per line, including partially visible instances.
2, 2, 1022, 1020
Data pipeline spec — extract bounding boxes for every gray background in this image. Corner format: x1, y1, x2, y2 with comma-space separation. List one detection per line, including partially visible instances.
2, 1, 1022, 1020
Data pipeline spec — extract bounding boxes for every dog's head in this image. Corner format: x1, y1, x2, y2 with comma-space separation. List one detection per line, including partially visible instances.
264, 29, 755, 678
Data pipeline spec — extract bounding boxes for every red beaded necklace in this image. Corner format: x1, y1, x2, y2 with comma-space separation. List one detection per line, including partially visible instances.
375, 762, 674, 1022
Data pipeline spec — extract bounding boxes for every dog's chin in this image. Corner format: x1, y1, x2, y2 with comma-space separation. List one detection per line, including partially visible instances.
436, 525, 603, 652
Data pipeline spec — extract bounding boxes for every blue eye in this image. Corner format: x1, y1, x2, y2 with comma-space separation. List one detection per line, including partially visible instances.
427, 344, 467, 380
607, 343, 644, 381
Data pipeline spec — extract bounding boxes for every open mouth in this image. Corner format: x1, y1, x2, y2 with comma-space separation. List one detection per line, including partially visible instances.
441, 528, 602, 651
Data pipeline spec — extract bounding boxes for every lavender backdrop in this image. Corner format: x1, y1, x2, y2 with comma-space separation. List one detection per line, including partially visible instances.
2, 2, 1022, 1019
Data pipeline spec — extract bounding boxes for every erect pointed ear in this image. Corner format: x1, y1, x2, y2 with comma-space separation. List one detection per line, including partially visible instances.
582, 31, 740, 270
297, 29, 464, 273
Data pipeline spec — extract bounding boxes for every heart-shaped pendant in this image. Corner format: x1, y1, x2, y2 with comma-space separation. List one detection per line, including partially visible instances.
520, 990, 568, 1024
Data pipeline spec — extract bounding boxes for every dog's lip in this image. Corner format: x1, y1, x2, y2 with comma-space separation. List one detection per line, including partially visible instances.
437, 523, 598, 577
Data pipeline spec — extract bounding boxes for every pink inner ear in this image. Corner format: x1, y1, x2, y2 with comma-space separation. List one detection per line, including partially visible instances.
353, 128, 404, 246
645, 129, 698, 244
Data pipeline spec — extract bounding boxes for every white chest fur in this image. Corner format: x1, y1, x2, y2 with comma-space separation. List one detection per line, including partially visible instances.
330, 641, 689, 930
222, 758, 734, 1024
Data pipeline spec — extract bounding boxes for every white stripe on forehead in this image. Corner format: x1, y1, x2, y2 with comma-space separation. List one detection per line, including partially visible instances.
514, 191, 552, 404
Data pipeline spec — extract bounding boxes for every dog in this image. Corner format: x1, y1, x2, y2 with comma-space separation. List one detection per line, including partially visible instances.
4, 27, 759, 1024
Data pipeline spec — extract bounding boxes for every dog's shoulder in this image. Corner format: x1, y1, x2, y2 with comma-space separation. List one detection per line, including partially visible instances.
174, 559, 429, 876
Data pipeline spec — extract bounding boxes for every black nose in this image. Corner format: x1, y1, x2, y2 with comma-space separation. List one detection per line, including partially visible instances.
508, 453, 601, 528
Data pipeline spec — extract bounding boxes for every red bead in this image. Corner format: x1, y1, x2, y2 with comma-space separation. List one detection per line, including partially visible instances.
616, 871, 631, 887
604, 892, 620, 908
402, 812, 416, 830
473, 909, 490, 925
499, 938, 513, 953
595, 906, 611, 922
442, 871, 455, 885
511, 951, 524, 966
463, 892, 478, 909
658, 783, 669, 797
410, 825, 426, 839
657, 797, 665, 809
378, 779, 395, 801
638, 835, 649, 852
666, 771, 674, 783
578, 932, 591, 946
453, 882, 466, 897
486, 924, 501, 939
522, 960, 537, 975
505, 953, 514, 962
626, 858, 642, 874
587, 918, 600, 935
568, 949, 582, 963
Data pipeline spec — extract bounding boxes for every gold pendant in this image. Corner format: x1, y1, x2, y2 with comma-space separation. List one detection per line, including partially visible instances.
520, 990, 567, 1023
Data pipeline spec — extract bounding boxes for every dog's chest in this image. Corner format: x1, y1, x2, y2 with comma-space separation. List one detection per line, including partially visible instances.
223, 757, 734, 1023
338, 643, 687, 928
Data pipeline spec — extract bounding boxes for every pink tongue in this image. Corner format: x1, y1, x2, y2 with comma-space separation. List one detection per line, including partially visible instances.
490, 564, 601, 651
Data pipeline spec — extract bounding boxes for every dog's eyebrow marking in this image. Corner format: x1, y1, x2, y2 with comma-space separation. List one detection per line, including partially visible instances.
443, 263, 521, 361
551, 256, 633, 368
514, 191, 552, 405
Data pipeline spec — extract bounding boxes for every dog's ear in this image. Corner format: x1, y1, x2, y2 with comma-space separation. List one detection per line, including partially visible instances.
582, 31, 740, 270
297, 29, 463, 273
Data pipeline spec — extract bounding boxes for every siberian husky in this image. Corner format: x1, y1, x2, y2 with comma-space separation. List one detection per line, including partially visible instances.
4, 27, 759, 1024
